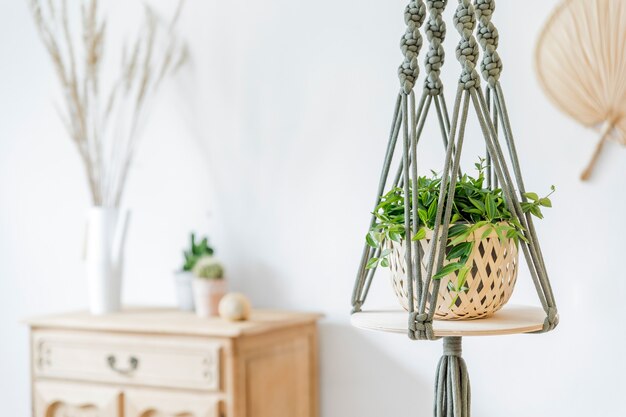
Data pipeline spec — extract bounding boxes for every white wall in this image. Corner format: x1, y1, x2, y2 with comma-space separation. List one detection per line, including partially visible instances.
1, 0, 625, 415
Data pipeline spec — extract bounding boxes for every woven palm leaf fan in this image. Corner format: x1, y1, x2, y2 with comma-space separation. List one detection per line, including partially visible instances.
535, 0, 626, 180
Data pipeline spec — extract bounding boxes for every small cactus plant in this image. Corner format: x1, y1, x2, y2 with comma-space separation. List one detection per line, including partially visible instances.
182, 233, 215, 272
193, 256, 224, 280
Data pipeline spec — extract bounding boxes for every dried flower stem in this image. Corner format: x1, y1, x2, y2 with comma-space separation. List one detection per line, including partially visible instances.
28, 0, 187, 207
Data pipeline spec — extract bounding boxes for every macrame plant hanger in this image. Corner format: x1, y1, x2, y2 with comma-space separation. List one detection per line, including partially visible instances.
351, 1, 558, 416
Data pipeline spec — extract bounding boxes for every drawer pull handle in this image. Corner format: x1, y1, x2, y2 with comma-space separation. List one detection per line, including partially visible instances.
106, 355, 139, 376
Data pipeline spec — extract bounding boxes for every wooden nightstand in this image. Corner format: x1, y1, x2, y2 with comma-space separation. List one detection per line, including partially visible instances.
25, 308, 321, 417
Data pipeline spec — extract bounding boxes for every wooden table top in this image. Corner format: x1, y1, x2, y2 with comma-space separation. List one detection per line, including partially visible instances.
351, 305, 547, 337
24, 307, 323, 337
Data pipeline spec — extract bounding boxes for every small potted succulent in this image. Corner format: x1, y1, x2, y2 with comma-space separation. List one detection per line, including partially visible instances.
192, 256, 226, 317
175, 233, 214, 311
366, 158, 554, 320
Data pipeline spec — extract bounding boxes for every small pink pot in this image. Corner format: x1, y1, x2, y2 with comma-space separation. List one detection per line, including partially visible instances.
192, 278, 226, 317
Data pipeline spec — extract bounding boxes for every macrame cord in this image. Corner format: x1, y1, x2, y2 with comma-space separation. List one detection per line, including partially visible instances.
351, 1, 559, 416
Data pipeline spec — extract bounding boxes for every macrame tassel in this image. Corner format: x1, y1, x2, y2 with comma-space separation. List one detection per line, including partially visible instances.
434, 337, 471, 417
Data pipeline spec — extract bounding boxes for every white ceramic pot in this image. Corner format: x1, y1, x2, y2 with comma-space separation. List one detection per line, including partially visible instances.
84, 207, 129, 315
174, 271, 195, 311
192, 278, 226, 317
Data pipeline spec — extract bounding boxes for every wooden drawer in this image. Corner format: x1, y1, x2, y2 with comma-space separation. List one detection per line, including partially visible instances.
125, 387, 223, 417
33, 381, 223, 417
34, 380, 122, 417
33, 330, 223, 391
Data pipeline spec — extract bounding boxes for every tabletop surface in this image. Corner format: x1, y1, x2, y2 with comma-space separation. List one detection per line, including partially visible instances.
351, 305, 546, 337
24, 307, 323, 337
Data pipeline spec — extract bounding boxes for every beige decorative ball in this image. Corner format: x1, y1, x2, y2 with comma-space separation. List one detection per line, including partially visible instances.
218, 293, 251, 321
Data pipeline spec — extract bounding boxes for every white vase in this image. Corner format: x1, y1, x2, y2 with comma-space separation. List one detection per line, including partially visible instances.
192, 278, 226, 317
174, 271, 195, 311
84, 207, 130, 315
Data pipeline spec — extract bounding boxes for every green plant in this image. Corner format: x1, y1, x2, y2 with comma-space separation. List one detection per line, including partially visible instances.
182, 233, 215, 272
193, 256, 224, 280
366, 158, 554, 303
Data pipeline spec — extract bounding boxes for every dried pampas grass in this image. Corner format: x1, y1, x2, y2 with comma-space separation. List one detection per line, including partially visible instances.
28, 0, 188, 206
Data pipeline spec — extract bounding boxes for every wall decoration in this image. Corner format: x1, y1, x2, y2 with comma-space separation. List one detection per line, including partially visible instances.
350, 1, 558, 416
536, 0, 626, 180
28, 0, 187, 314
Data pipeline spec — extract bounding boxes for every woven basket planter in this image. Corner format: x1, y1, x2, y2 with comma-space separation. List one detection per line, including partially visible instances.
388, 224, 519, 320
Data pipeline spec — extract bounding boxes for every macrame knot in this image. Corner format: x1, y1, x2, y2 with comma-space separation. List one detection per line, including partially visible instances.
480, 49, 502, 87
398, 0, 426, 94
474, 0, 502, 87
476, 25, 498, 51
443, 336, 463, 356
474, 0, 495, 22
424, 0, 447, 95
542, 307, 559, 331
409, 312, 429, 331
426, 0, 447, 9
453, 1, 476, 37
454, 0, 480, 89
408, 311, 437, 340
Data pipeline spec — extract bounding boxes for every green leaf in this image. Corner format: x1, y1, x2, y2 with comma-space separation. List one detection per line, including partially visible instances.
468, 220, 490, 233
366, 258, 379, 269
456, 265, 470, 291
380, 258, 390, 268
524, 192, 539, 201
380, 248, 392, 257
485, 194, 497, 220
366, 232, 378, 248
530, 205, 544, 219
521, 202, 534, 213
509, 217, 524, 230
469, 197, 485, 213
494, 224, 506, 241
448, 223, 470, 238
427, 200, 438, 222
447, 242, 473, 261
411, 228, 426, 241
418, 208, 428, 225
389, 231, 403, 242
449, 294, 460, 308
539, 197, 552, 208
449, 232, 472, 247
433, 262, 464, 280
